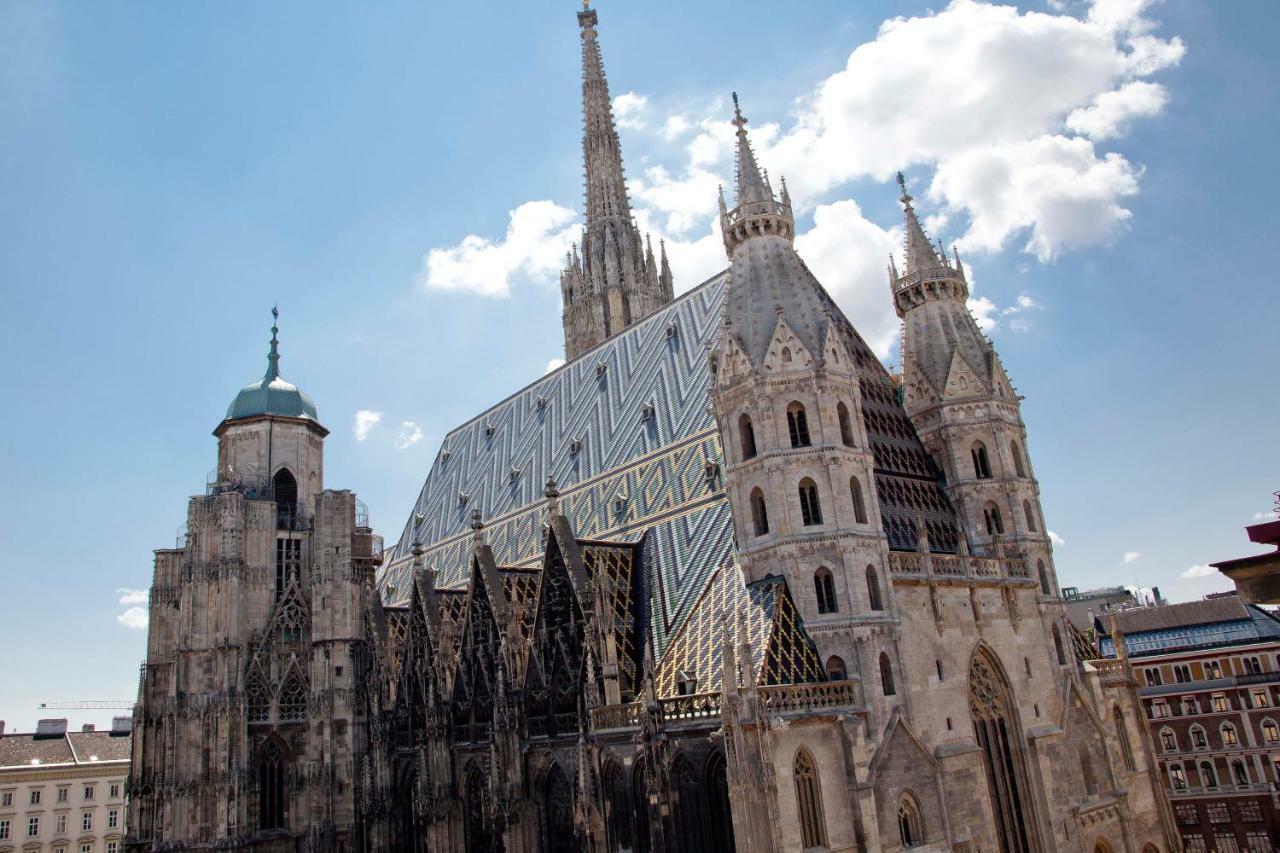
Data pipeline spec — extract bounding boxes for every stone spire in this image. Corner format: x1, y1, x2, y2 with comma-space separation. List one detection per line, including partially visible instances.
896, 172, 947, 277
560, 4, 673, 361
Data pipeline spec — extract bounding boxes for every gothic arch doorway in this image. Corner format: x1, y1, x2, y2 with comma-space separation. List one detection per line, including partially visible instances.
632, 758, 652, 853
392, 760, 423, 853
970, 646, 1038, 853
705, 751, 736, 853
463, 765, 498, 853
541, 763, 576, 853
256, 736, 288, 830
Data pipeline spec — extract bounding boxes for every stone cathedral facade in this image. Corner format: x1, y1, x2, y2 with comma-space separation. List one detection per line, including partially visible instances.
126, 6, 1179, 853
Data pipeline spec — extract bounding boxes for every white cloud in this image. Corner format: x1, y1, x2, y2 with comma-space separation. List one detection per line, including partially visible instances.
395, 421, 424, 451
1048, 530, 1066, 547
1181, 564, 1217, 579
545, 357, 566, 374
117, 606, 148, 630
661, 114, 691, 140
117, 588, 148, 606
968, 296, 999, 333
421, 201, 579, 298
1066, 80, 1168, 140
1123, 551, 1141, 563
354, 410, 382, 442
613, 92, 647, 129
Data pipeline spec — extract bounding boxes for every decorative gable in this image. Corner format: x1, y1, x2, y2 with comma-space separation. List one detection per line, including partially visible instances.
761, 315, 814, 374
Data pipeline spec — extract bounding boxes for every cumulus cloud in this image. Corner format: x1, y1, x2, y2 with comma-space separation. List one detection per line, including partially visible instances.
1066, 80, 1169, 140
116, 589, 148, 630
545, 357, 566, 374
395, 421, 424, 451
613, 92, 647, 129
421, 201, 579, 298
354, 410, 382, 442
968, 296, 999, 333
1048, 530, 1066, 548
1181, 564, 1217, 579
1123, 551, 1141, 564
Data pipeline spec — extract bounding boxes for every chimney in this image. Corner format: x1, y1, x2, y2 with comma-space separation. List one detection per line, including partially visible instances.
0, 720, 5, 736
81, 723, 95, 732
35, 718, 68, 737
110, 716, 133, 735
1152, 586, 1163, 606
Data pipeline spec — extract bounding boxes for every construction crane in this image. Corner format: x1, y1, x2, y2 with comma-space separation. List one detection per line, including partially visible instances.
39, 701, 133, 711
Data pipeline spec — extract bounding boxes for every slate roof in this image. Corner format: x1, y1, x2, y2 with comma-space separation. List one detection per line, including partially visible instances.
0, 731, 131, 770
1111, 597, 1265, 634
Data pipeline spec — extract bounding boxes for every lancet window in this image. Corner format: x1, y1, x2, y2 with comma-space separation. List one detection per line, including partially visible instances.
750, 488, 769, 537
850, 476, 868, 524
867, 565, 884, 611
799, 479, 823, 526
738, 413, 757, 460
971, 442, 993, 479
880, 652, 896, 696
277, 670, 307, 722
970, 648, 1036, 853
787, 402, 812, 448
898, 793, 924, 847
1114, 706, 1136, 771
837, 401, 855, 446
815, 567, 838, 614
793, 749, 827, 849
257, 738, 288, 830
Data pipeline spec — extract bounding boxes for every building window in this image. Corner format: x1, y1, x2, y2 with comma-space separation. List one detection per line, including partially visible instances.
1263, 719, 1279, 743
109, 783, 120, 799
278, 670, 308, 721
0, 819, 8, 840
1146, 668, 1163, 686
738, 413, 757, 461
826, 656, 848, 681
794, 750, 827, 849
1232, 760, 1250, 786
1174, 804, 1199, 826
56, 814, 66, 833
1010, 440, 1027, 477
750, 488, 769, 537
1053, 624, 1067, 666
1114, 706, 1136, 771
81, 845, 92, 853
275, 536, 302, 600
798, 478, 823, 526
1206, 661, 1223, 679
786, 402, 812, 448
850, 476, 868, 524
0, 792, 9, 807
1245, 657, 1263, 675
1023, 500, 1038, 532
1175, 664, 1192, 683
970, 649, 1036, 853
1253, 689, 1270, 708
1182, 837, 1207, 853
108, 844, 120, 853
1222, 723, 1239, 747
83, 812, 93, 831
1190, 725, 1208, 750
1200, 761, 1219, 788
1212, 693, 1229, 712
1160, 728, 1177, 752
1246, 832, 1271, 853
898, 793, 924, 847
866, 565, 884, 611
258, 738, 288, 830
1151, 700, 1169, 718
30, 789, 40, 805
1038, 559, 1051, 595
1170, 764, 1187, 789
1206, 802, 1231, 824
837, 402, 855, 446
57, 787, 68, 803
28, 817, 38, 837
971, 441, 993, 479
1183, 696, 1199, 714
880, 652, 896, 696
1238, 800, 1264, 822
108, 808, 119, 829
814, 567, 838, 614
983, 502, 1004, 536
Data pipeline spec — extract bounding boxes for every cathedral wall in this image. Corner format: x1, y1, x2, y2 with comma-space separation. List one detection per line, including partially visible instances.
765, 717, 862, 853
217, 419, 325, 510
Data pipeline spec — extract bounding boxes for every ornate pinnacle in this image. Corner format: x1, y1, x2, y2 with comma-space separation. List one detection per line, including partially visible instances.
545, 476, 561, 516
265, 305, 282, 381
471, 509, 485, 545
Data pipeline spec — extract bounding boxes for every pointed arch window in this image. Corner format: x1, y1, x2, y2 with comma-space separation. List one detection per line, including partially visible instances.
1199, 761, 1218, 788
837, 401, 855, 446
850, 476, 868, 524
750, 488, 769, 537
880, 652, 896, 696
1011, 441, 1027, 477
246, 670, 270, 723
826, 656, 847, 681
793, 750, 827, 849
866, 565, 884, 611
738, 413, 757, 461
1232, 759, 1250, 786
1169, 764, 1187, 790
705, 752, 735, 853
799, 478, 823, 526
1160, 728, 1177, 752
277, 671, 307, 722
786, 402, 811, 448
1114, 706, 1136, 772
898, 793, 924, 847
970, 648, 1037, 853
1038, 559, 1052, 596
1023, 500, 1038, 533
1053, 624, 1067, 666
257, 738, 287, 830
541, 763, 575, 853
815, 567, 837, 614
971, 441, 993, 479
984, 502, 1004, 536
603, 762, 633, 851
1190, 725, 1207, 750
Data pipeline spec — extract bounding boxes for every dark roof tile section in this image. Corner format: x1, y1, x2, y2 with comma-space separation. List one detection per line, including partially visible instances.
0, 732, 131, 769
1112, 597, 1254, 634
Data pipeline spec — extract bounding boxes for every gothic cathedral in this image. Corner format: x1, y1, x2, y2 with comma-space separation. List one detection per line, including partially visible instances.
126, 6, 1177, 853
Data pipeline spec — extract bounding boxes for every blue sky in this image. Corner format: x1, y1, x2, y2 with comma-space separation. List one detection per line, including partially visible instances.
1, 0, 1276, 732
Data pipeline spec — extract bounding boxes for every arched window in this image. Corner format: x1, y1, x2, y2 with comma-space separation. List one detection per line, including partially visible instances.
1232, 760, 1250, 786
1199, 761, 1217, 788
1037, 560, 1051, 596
750, 488, 769, 537
631, 759, 651, 853
799, 478, 823, 526
1011, 441, 1027, 477
1023, 500, 1038, 532
738, 413, 757, 461
866, 565, 884, 611
837, 401, 855, 446
257, 738, 288, 830
273, 467, 298, 528
1053, 624, 1067, 666
603, 762, 633, 852
825, 656, 847, 681
971, 441, 993, 479
793, 750, 827, 849
542, 763, 576, 853
786, 402, 811, 448
983, 502, 1004, 536
814, 567, 838, 614
672, 755, 703, 850
1190, 725, 1207, 750
970, 648, 1037, 853
850, 476, 868, 524
1169, 764, 1187, 790
1262, 719, 1279, 744
1080, 747, 1098, 796
277, 671, 307, 721
704, 752, 735, 853
1114, 706, 1136, 771
1221, 723, 1239, 746
880, 652, 896, 696
464, 766, 493, 853
246, 669, 270, 723
781, 346, 792, 363
897, 793, 924, 847
1159, 728, 1177, 752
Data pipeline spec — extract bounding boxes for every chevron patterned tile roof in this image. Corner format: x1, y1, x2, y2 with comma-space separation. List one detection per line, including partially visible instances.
378, 274, 735, 655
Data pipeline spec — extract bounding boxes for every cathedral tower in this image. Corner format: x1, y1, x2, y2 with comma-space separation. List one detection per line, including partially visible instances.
891, 175, 1059, 597
560, 4, 674, 360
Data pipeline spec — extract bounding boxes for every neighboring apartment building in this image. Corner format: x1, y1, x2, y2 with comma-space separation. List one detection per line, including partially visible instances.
0, 718, 131, 853
1064, 585, 1144, 632
1102, 595, 1280, 852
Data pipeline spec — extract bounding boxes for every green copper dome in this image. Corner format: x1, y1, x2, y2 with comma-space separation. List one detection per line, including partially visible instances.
224, 311, 319, 423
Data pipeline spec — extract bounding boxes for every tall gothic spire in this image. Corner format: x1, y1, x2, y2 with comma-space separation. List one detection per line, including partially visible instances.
731, 93, 771, 210
561, 5, 674, 360
720, 93, 794, 260
896, 172, 945, 276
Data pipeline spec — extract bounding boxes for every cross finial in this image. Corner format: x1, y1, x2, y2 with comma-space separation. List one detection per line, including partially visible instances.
896, 171, 912, 204
731, 92, 747, 132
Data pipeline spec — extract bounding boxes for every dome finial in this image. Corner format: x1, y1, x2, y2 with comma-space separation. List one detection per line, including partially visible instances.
265, 305, 281, 381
